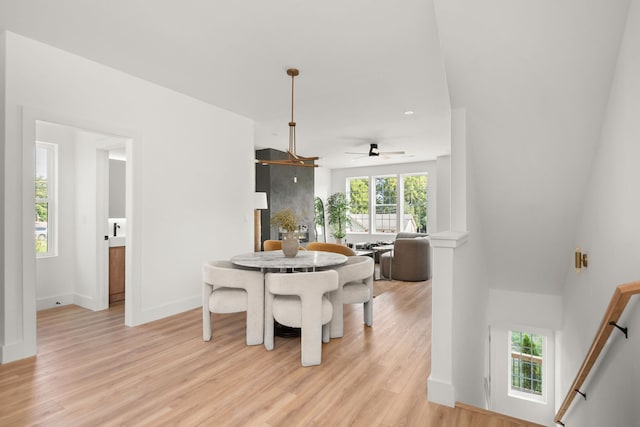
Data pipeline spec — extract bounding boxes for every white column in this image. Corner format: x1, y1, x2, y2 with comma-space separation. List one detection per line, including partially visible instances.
435, 155, 451, 233
428, 231, 469, 407
451, 108, 467, 232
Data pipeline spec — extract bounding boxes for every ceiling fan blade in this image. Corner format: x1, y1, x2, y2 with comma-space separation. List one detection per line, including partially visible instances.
379, 151, 406, 155
345, 151, 368, 155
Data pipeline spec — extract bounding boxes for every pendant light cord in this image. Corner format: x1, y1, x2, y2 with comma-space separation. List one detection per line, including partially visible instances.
289, 71, 296, 155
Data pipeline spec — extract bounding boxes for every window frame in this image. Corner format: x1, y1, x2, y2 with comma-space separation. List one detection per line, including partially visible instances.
401, 173, 428, 233
345, 172, 428, 236
508, 329, 547, 404
346, 176, 370, 233
35, 141, 58, 258
372, 174, 398, 234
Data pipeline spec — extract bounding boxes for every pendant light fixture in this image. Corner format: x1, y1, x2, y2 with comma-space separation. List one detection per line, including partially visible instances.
257, 68, 319, 168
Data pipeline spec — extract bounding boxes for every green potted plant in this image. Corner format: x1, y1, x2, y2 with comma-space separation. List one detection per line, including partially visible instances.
326, 192, 350, 244
270, 208, 301, 257
314, 197, 326, 243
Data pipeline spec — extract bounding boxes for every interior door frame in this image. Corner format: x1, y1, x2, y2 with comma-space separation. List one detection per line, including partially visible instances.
22, 107, 139, 356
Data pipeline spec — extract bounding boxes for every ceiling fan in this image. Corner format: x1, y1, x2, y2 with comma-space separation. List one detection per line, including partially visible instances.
345, 143, 406, 159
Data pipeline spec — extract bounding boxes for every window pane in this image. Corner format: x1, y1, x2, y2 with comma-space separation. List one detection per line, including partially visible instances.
35, 141, 56, 257
402, 174, 427, 233
375, 176, 397, 233
510, 330, 543, 396
347, 178, 369, 232
35, 203, 48, 254
35, 146, 49, 199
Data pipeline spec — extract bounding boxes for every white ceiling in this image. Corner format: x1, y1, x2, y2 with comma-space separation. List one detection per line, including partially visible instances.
0, 0, 451, 169
1, 0, 632, 295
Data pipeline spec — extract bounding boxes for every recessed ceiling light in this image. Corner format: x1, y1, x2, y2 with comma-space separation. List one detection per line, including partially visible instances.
404, 110, 414, 116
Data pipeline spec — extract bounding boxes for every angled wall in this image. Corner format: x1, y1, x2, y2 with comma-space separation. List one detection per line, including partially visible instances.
559, 1, 640, 425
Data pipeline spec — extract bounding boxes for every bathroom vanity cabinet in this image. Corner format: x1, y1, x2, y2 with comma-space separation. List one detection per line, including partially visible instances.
109, 246, 125, 304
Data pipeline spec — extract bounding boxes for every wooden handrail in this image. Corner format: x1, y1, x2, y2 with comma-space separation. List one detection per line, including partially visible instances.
554, 280, 640, 425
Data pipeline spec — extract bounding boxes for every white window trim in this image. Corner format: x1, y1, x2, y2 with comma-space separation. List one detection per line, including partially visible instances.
372, 174, 397, 234
345, 172, 428, 236
346, 176, 370, 234
35, 141, 58, 258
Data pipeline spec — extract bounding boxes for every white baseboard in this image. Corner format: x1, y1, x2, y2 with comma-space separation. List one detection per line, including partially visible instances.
428, 376, 456, 407
1, 340, 36, 364
37, 294, 74, 311
135, 295, 201, 326
74, 293, 100, 311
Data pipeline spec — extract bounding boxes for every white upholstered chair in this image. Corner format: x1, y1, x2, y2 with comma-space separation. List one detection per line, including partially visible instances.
330, 255, 374, 338
264, 270, 339, 366
202, 260, 264, 345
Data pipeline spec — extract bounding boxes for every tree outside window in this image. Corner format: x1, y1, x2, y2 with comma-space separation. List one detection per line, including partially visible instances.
403, 174, 427, 233
375, 176, 397, 233
35, 142, 57, 257
345, 173, 428, 235
347, 177, 369, 232
510, 331, 543, 396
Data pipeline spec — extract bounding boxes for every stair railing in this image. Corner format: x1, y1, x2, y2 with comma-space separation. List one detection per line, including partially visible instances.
554, 280, 640, 426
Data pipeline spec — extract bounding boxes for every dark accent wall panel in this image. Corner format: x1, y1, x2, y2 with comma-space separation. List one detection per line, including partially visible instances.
255, 148, 315, 248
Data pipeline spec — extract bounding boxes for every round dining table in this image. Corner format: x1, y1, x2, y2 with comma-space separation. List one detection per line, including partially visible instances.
231, 250, 347, 271
231, 250, 348, 338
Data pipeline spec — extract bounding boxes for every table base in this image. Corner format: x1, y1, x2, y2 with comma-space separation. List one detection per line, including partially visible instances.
275, 321, 301, 338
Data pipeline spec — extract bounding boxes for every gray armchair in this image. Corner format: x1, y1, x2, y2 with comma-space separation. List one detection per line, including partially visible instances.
380, 233, 430, 281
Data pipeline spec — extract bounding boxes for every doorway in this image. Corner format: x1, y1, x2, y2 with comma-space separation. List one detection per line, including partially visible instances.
23, 108, 137, 350
106, 146, 127, 306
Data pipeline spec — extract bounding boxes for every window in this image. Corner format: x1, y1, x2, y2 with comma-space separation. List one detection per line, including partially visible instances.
347, 177, 369, 232
509, 330, 545, 401
374, 175, 397, 233
345, 173, 428, 236
35, 142, 57, 257
402, 174, 428, 233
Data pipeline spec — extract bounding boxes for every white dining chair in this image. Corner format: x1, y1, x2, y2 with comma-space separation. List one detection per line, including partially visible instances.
202, 260, 264, 345
264, 270, 339, 366
330, 255, 374, 339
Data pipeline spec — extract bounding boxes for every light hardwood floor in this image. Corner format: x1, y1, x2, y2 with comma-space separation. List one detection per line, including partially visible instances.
0, 279, 542, 426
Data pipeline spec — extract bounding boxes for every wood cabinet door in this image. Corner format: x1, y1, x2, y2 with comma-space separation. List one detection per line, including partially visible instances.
109, 246, 125, 304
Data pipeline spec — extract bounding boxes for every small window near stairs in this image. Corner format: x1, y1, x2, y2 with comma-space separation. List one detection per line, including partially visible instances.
509, 330, 546, 403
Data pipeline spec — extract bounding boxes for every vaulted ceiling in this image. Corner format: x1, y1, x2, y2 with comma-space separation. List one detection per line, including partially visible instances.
0, 0, 451, 169
434, 0, 630, 294
0, 0, 631, 295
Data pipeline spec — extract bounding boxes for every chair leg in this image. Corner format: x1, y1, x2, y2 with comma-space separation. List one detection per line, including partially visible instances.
245, 288, 264, 346
329, 290, 344, 339
202, 284, 213, 341
300, 300, 325, 366
203, 311, 212, 341
246, 310, 263, 346
322, 324, 330, 343
301, 323, 323, 366
364, 300, 373, 327
264, 292, 275, 351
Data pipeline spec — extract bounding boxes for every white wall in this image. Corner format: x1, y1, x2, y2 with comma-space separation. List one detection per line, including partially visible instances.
1, 31, 255, 362
559, 1, 640, 425
73, 131, 102, 310
330, 160, 437, 244
314, 166, 331, 202
0, 32, 6, 349
488, 289, 562, 425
